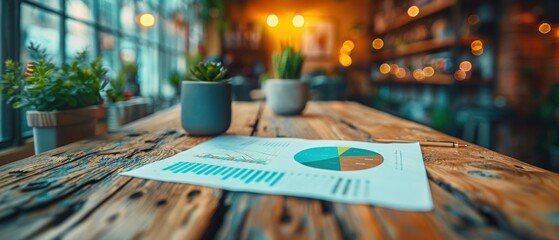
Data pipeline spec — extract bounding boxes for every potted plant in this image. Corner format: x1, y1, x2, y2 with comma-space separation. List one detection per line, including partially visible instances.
104, 68, 155, 132
169, 70, 184, 97
0, 43, 107, 154
181, 61, 231, 135
265, 46, 308, 115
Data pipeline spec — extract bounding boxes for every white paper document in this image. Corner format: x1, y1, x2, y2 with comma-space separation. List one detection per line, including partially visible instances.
121, 136, 433, 211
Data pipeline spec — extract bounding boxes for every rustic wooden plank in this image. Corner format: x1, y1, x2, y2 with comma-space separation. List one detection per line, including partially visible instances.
216, 104, 347, 240
0, 102, 261, 240
44, 103, 260, 239
323, 101, 559, 239
217, 194, 342, 240
315, 102, 513, 239
62, 178, 221, 240
216, 103, 509, 239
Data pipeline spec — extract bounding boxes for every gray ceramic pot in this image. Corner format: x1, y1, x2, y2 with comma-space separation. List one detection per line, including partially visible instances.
264, 79, 309, 115
181, 81, 232, 135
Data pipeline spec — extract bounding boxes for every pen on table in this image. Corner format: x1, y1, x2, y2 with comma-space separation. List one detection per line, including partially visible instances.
373, 139, 468, 148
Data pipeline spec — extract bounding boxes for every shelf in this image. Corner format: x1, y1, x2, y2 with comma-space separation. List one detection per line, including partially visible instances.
371, 38, 455, 61
373, 74, 453, 85
376, 0, 457, 35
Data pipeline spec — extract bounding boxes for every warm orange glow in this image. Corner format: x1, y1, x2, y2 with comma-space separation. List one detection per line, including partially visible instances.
342, 40, 355, 52
413, 69, 425, 81
468, 15, 480, 25
379, 63, 391, 74
138, 13, 155, 28
390, 64, 399, 74
292, 15, 304, 28
339, 54, 352, 67
471, 40, 483, 50
372, 38, 384, 49
455, 70, 467, 80
407, 6, 419, 17
423, 66, 435, 77
459, 61, 472, 72
539, 23, 551, 34
267, 14, 279, 27
472, 48, 484, 56
396, 68, 407, 79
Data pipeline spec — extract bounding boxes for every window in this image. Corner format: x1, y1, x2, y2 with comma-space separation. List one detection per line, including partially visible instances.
65, 19, 96, 60
26, 0, 60, 11
1, 0, 199, 151
21, 4, 61, 64
0, 0, 6, 145
99, 0, 117, 28
65, 0, 93, 22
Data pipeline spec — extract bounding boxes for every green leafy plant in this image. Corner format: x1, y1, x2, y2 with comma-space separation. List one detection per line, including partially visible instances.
272, 46, 304, 79
0, 43, 108, 111
188, 62, 228, 82
169, 70, 184, 94
106, 72, 129, 102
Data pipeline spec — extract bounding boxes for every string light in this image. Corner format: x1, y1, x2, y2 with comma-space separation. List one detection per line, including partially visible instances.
459, 61, 472, 72
413, 69, 425, 81
339, 54, 352, 67
539, 23, 551, 34
138, 13, 155, 28
455, 70, 467, 80
423, 66, 435, 77
342, 40, 355, 52
407, 6, 419, 17
390, 64, 399, 74
396, 68, 407, 79
372, 38, 384, 49
267, 14, 279, 27
292, 15, 304, 28
379, 63, 391, 74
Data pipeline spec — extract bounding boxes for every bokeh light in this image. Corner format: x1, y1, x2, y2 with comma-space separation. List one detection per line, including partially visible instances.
339, 54, 352, 67
292, 15, 304, 28
455, 70, 467, 80
539, 23, 551, 34
267, 14, 279, 27
379, 63, 391, 74
471, 40, 483, 50
407, 6, 419, 17
396, 68, 407, 79
459, 61, 472, 72
138, 13, 155, 28
423, 66, 435, 77
413, 69, 425, 81
468, 15, 480, 25
472, 48, 484, 56
342, 40, 355, 52
372, 38, 384, 49
390, 64, 400, 74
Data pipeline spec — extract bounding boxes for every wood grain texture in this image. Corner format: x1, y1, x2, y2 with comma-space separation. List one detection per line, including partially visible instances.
217, 102, 513, 239
26, 106, 99, 127
0, 102, 260, 240
323, 101, 559, 239
0, 101, 557, 239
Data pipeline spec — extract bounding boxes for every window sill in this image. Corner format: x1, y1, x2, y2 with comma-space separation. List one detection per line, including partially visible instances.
0, 140, 34, 166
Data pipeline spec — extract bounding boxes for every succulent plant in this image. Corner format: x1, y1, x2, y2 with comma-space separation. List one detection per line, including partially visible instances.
272, 46, 304, 79
189, 62, 228, 82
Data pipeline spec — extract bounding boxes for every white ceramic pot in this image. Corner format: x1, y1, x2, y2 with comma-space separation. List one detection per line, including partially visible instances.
264, 79, 309, 115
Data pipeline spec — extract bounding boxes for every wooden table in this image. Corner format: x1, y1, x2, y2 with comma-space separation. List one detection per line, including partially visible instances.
1, 102, 558, 239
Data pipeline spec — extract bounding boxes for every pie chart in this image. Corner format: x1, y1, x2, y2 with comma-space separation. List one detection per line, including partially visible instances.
293, 146, 384, 171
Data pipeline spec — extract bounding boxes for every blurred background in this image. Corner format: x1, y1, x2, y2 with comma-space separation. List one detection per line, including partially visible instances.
1, 0, 559, 172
